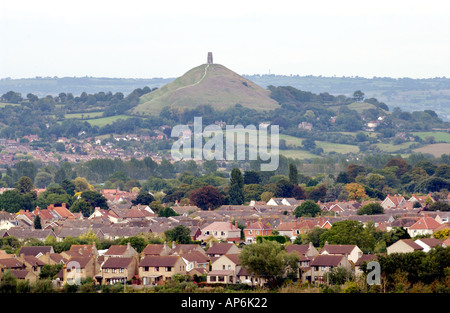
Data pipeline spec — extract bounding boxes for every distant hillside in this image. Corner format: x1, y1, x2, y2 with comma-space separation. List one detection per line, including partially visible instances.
132, 63, 280, 116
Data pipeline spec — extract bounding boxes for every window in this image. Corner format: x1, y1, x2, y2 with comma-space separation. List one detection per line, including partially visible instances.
144, 266, 149, 272
119, 268, 124, 273
104, 268, 109, 273
218, 276, 225, 282
222, 265, 225, 270
166, 267, 172, 272
248, 230, 252, 235
155, 267, 159, 271
210, 276, 216, 282
228, 265, 231, 270
112, 269, 116, 273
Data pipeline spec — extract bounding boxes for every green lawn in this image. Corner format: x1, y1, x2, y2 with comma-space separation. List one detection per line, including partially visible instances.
279, 134, 359, 154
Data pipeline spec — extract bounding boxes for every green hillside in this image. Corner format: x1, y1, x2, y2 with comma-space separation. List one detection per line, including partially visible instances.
132, 63, 280, 116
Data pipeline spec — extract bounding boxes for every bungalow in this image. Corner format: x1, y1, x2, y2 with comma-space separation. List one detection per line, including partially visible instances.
386, 239, 423, 255
138, 255, 187, 285
319, 242, 363, 263
381, 194, 405, 210
244, 221, 273, 243
414, 238, 445, 252
407, 216, 442, 237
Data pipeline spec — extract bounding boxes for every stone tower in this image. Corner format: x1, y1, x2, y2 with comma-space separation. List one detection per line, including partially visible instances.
207, 52, 213, 64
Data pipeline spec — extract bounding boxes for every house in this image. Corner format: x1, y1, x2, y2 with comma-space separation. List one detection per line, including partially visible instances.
207, 254, 241, 284
103, 242, 138, 260
100, 257, 138, 285
0, 258, 26, 280
206, 242, 240, 259
181, 250, 210, 274
19, 246, 55, 258
17, 254, 45, 277
4, 228, 57, 242
319, 242, 363, 264
197, 221, 241, 242
408, 194, 434, 206
354, 254, 378, 277
407, 215, 442, 237
414, 238, 445, 252
138, 255, 187, 285
62, 255, 100, 285
276, 219, 318, 242
60, 243, 99, 259
381, 194, 406, 210
244, 221, 273, 243
8, 269, 39, 284
141, 243, 172, 257
386, 239, 424, 255
286, 242, 319, 258
304, 254, 352, 284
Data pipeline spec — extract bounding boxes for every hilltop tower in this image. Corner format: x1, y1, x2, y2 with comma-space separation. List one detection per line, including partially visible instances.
207, 52, 213, 64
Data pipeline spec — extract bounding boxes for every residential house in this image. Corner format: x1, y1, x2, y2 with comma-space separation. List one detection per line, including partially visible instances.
319, 242, 363, 263
381, 194, 405, 210
276, 218, 319, 242
170, 243, 206, 257
103, 242, 138, 260
60, 243, 99, 259
286, 243, 319, 278
408, 194, 434, 207
207, 254, 241, 284
17, 254, 45, 277
354, 254, 378, 277
100, 257, 138, 285
4, 228, 56, 242
244, 221, 273, 243
181, 250, 210, 274
407, 215, 442, 237
386, 239, 424, 255
138, 255, 187, 285
206, 242, 240, 260
8, 269, 39, 284
197, 221, 241, 242
303, 254, 351, 284
141, 243, 172, 257
62, 255, 100, 285
414, 238, 445, 252
19, 246, 55, 258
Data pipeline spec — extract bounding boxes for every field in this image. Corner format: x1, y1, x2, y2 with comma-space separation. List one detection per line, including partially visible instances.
84, 115, 135, 127
279, 134, 359, 154
411, 131, 450, 143
413, 143, 450, 157
374, 142, 414, 153
65, 112, 104, 119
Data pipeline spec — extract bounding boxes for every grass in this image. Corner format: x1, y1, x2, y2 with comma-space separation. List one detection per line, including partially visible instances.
279, 134, 359, 154
374, 141, 414, 152
411, 131, 450, 143
0, 102, 20, 107
65, 112, 104, 119
84, 115, 135, 127
279, 149, 321, 160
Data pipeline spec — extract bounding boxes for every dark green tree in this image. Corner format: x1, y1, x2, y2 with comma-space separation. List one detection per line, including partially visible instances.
228, 168, 244, 205
34, 215, 42, 229
164, 225, 192, 244
294, 200, 321, 218
288, 163, 298, 185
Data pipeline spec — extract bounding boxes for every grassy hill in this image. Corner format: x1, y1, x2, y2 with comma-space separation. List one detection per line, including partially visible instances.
132, 63, 280, 116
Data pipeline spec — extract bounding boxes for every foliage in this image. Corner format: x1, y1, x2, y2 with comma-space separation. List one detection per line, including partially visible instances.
189, 185, 224, 210
164, 225, 192, 244
357, 202, 384, 215
293, 200, 321, 218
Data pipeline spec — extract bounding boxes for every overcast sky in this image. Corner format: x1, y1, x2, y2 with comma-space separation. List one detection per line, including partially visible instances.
2, 0, 450, 79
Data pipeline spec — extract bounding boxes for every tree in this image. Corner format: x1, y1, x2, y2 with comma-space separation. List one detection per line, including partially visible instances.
320, 220, 375, 253
0, 189, 25, 213
357, 202, 384, 215
288, 163, 298, 185
294, 200, 321, 218
158, 207, 179, 218
243, 170, 261, 185
434, 164, 450, 180
260, 191, 274, 203
34, 215, 42, 229
427, 201, 450, 211
15, 176, 34, 194
79, 190, 108, 210
189, 185, 225, 210
228, 168, 244, 205
14, 161, 38, 182
34, 172, 53, 189
132, 191, 155, 206
70, 199, 94, 217
0, 270, 17, 293
164, 225, 192, 244
352, 90, 365, 102
238, 240, 299, 288
345, 183, 368, 201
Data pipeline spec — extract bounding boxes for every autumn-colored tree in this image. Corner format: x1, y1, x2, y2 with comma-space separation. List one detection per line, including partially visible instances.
345, 183, 368, 201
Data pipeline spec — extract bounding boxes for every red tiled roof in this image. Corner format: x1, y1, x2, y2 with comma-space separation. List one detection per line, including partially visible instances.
409, 217, 441, 230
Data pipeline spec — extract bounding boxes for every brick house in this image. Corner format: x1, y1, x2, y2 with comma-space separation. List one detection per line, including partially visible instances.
244, 221, 273, 243
138, 255, 187, 285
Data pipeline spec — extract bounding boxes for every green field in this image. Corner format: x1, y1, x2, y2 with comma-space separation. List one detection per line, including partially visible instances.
84, 115, 135, 127
374, 141, 414, 153
279, 134, 359, 154
412, 131, 450, 143
279, 149, 322, 160
65, 112, 104, 119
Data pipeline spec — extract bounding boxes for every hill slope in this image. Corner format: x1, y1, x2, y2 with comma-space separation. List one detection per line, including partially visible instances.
132, 63, 279, 116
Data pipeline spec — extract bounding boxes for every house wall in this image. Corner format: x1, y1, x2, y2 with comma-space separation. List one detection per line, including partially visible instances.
101, 259, 137, 283
139, 258, 186, 285
386, 241, 415, 255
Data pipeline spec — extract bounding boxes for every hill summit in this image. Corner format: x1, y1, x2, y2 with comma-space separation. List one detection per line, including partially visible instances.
132, 54, 280, 116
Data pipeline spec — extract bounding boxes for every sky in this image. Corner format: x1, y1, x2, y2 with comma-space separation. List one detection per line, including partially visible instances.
2, 0, 450, 79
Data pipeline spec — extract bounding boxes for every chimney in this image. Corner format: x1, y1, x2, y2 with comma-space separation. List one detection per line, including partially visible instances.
172, 241, 176, 249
